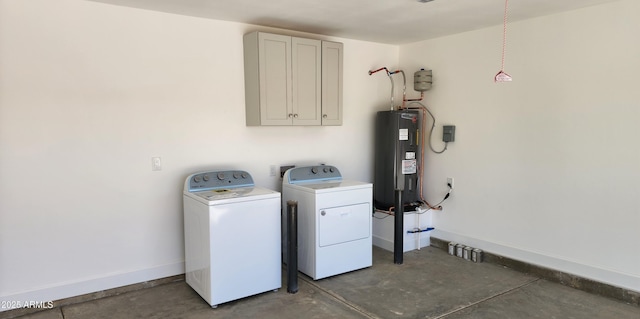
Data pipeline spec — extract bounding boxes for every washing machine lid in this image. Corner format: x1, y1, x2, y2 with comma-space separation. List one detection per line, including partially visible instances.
185, 186, 280, 205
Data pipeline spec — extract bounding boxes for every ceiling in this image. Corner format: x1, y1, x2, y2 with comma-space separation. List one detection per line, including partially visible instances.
89, 0, 620, 44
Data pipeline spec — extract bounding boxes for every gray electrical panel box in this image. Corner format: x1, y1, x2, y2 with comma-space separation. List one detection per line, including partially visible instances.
374, 110, 421, 210
443, 125, 455, 142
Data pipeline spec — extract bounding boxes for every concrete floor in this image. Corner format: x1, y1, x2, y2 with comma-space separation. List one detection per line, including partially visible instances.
5, 246, 639, 319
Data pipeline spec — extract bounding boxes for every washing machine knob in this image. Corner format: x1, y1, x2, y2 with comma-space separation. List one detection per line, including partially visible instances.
323, 167, 329, 173
233, 172, 240, 179
203, 175, 210, 182
311, 167, 318, 174
217, 173, 225, 180
193, 176, 202, 183
241, 172, 248, 179
330, 167, 335, 173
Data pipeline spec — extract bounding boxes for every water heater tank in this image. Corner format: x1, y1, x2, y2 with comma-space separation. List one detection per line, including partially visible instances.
373, 110, 421, 210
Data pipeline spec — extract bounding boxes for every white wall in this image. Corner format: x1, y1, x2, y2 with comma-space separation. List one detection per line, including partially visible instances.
0, 0, 398, 304
400, 0, 640, 291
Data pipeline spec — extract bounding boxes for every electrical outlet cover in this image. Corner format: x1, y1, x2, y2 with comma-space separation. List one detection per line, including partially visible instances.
152, 157, 162, 171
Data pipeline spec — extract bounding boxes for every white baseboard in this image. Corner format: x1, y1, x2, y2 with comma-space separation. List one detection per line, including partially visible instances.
0, 261, 184, 312
432, 229, 640, 293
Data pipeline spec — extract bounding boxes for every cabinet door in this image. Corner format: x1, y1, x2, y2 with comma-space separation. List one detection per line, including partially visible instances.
292, 37, 322, 125
258, 33, 293, 125
321, 41, 343, 126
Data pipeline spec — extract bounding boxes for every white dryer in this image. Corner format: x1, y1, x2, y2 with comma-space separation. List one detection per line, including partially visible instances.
183, 170, 281, 308
282, 165, 372, 280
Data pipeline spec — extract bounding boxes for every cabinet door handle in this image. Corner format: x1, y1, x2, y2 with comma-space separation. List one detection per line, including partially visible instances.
293, 114, 299, 118
323, 114, 327, 119
288, 113, 293, 118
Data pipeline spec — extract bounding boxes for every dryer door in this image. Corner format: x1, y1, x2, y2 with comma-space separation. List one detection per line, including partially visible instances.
318, 203, 370, 247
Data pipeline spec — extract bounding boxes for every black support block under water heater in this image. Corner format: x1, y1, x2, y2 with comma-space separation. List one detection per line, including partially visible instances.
374, 110, 421, 210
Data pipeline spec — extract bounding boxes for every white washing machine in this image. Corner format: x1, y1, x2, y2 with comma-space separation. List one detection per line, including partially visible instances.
282, 165, 372, 280
183, 170, 281, 308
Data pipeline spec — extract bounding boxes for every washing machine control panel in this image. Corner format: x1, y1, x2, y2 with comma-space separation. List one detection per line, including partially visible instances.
287, 165, 341, 184
187, 170, 254, 192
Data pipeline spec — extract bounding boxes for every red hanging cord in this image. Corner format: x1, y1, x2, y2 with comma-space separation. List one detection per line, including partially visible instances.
495, 0, 512, 82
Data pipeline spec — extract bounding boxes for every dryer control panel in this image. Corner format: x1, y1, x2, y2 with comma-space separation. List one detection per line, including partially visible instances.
286, 165, 342, 184
187, 170, 254, 192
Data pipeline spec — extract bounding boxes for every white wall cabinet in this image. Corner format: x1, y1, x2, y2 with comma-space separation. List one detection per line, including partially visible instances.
244, 32, 342, 126
321, 41, 343, 126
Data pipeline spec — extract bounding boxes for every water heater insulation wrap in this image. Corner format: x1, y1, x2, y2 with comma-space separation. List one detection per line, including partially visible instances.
374, 110, 421, 210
